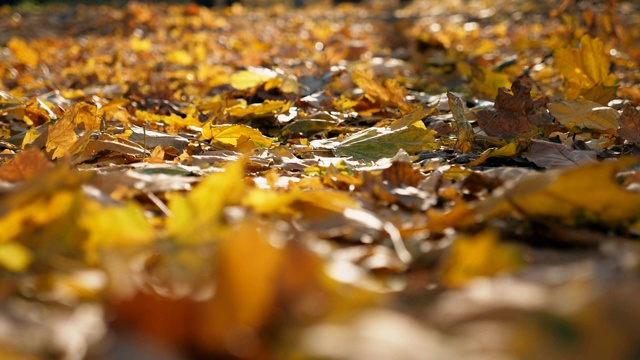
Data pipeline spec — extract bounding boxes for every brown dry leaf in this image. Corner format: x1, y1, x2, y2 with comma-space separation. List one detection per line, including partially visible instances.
447, 92, 474, 153
476, 76, 544, 139
618, 104, 640, 143
0, 149, 53, 182
524, 139, 597, 168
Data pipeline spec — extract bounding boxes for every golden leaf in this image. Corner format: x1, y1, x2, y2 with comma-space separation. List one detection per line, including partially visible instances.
554, 35, 618, 103
201, 123, 273, 149
46, 110, 78, 160
547, 97, 618, 132
351, 70, 410, 112
227, 100, 290, 119
135, 109, 201, 128
478, 157, 640, 224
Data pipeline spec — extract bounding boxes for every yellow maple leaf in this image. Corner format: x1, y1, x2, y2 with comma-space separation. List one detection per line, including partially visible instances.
7, 37, 39, 68
441, 229, 522, 288
73, 102, 100, 130
201, 123, 273, 149
46, 110, 78, 160
21, 127, 41, 149
554, 35, 618, 103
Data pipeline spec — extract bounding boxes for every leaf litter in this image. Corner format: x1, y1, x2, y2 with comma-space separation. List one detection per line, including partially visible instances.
1, 0, 640, 359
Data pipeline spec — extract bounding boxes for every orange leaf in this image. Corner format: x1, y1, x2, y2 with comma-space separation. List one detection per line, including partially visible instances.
0, 149, 53, 182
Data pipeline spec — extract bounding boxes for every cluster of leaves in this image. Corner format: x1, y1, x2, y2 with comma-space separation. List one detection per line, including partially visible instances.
1, 0, 640, 358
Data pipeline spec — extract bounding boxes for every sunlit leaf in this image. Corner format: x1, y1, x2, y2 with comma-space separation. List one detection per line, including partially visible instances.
227, 100, 290, 119
201, 123, 273, 150
135, 109, 201, 128
45, 109, 78, 160
334, 115, 438, 162
457, 61, 511, 98
477, 157, 640, 224
554, 35, 618, 103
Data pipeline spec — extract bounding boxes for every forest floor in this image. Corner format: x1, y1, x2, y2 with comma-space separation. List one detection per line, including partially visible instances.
1, 0, 640, 359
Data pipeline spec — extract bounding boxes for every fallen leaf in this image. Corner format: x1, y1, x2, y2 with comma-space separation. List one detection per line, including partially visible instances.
165, 160, 246, 244
45, 109, 78, 159
477, 157, 640, 224
554, 35, 618, 103
476, 76, 544, 138
351, 70, 410, 112
334, 113, 437, 162
227, 100, 290, 119
547, 97, 618, 132
201, 123, 273, 150
524, 139, 597, 168
447, 92, 474, 153
135, 109, 201, 129
0, 148, 53, 182
166, 49, 194, 66
618, 104, 640, 143
191, 220, 285, 352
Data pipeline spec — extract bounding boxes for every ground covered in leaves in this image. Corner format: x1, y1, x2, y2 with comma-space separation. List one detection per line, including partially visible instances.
1, 0, 640, 359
